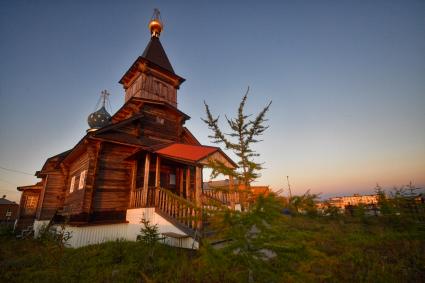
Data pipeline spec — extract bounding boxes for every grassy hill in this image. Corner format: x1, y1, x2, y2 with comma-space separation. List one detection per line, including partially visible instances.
1, 196, 424, 282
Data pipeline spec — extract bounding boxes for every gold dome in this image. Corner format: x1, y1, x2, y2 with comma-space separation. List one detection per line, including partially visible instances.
149, 16, 163, 37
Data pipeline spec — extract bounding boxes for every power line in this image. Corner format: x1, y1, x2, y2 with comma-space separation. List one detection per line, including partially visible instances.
0, 177, 18, 186
0, 187, 19, 193
0, 166, 33, 176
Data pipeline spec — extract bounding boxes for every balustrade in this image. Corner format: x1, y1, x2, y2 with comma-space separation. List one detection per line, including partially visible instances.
129, 187, 156, 208
155, 187, 202, 230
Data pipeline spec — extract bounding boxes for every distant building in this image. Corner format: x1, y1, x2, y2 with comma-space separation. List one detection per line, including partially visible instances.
204, 179, 270, 204
0, 195, 19, 224
16, 182, 43, 230
328, 194, 378, 210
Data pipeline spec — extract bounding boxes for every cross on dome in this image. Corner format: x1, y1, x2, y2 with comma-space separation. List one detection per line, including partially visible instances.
148, 8, 163, 38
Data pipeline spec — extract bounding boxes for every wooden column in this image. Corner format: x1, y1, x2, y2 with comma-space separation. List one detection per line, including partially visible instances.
143, 153, 151, 206
195, 166, 202, 206
129, 160, 137, 208
179, 168, 184, 197
185, 167, 191, 201
155, 156, 161, 188
131, 161, 138, 190
195, 166, 203, 229
229, 175, 235, 209
35, 175, 48, 219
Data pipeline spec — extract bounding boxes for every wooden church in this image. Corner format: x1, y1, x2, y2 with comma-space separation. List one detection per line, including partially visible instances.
16, 11, 239, 248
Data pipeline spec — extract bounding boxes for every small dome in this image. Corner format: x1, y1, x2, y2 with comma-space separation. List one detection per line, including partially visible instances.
149, 19, 163, 37
87, 106, 111, 130
149, 9, 163, 38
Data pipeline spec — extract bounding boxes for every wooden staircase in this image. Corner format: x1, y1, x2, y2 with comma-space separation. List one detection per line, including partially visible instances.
129, 186, 234, 243
154, 187, 201, 238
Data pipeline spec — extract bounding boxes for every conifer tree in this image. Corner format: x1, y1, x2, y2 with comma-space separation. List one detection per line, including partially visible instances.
202, 87, 272, 194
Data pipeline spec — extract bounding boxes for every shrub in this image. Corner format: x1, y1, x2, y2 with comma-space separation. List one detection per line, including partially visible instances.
137, 218, 160, 245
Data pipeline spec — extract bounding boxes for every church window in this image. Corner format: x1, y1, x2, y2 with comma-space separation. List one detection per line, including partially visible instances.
169, 173, 176, 185
78, 170, 86, 190
25, 196, 37, 209
70, 176, 75, 193
156, 116, 165, 124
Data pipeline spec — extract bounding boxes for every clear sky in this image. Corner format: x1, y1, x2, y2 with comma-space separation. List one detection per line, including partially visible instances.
1, 0, 424, 202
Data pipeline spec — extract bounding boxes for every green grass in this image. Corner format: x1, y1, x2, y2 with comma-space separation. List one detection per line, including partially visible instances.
1, 209, 424, 282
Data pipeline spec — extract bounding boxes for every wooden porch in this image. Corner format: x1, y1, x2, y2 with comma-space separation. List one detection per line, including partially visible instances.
127, 151, 238, 232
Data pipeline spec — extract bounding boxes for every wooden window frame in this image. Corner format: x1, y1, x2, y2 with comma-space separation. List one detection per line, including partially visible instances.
78, 170, 86, 190
70, 176, 75, 193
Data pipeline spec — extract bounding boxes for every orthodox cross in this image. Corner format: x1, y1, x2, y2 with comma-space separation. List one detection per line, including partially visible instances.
100, 90, 110, 108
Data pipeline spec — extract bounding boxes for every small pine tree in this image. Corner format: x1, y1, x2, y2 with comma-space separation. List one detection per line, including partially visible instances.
202, 87, 272, 206
137, 218, 160, 245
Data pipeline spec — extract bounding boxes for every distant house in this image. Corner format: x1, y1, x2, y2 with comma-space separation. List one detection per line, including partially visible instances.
15, 12, 240, 249
328, 194, 378, 210
204, 179, 270, 205
0, 196, 19, 224
16, 182, 43, 230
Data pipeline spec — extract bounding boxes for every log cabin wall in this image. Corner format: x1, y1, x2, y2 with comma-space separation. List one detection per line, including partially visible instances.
20, 190, 40, 217
115, 123, 139, 136
63, 152, 89, 216
125, 72, 177, 107
16, 189, 41, 230
141, 105, 180, 142
91, 142, 134, 222
81, 141, 101, 215
38, 172, 66, 220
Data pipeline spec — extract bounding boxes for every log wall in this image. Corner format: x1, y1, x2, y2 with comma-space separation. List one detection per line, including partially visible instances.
141, 105, 180, 141
125, 72, 177, 107
63, 152, 89, 215
38, 172, 66, 220
92, 142, 134, 221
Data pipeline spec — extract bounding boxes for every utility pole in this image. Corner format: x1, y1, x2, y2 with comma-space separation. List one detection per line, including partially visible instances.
286, 176, 292, 201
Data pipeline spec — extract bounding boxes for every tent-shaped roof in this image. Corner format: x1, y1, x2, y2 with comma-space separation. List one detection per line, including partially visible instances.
141, 37, 174, 74
119, 38, 185, 86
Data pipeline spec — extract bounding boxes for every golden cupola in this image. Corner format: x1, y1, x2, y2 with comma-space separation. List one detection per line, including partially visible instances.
149, 9, 163, 38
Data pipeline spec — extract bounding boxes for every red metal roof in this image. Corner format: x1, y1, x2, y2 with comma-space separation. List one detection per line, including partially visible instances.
155, 143, 218, 163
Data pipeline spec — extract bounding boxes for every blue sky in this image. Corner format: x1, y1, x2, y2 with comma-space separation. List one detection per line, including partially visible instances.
1, 0, 424, 202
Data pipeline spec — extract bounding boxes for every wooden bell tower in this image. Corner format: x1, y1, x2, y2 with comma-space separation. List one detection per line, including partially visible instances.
119, 9, 185, 107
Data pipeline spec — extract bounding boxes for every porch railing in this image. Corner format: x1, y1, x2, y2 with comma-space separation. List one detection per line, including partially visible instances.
129, 187, 156, 208
129, 186, 202, 230
155, 187, 202, 230
203, 188, 238, 206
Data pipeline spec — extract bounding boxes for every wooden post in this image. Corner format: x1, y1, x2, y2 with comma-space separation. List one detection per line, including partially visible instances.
195, 166, 202, 206
195, 166, 202, 229
129, 160, 137, 208
86, 141, 101, 215
185, 167, 191, 201
179, 168, 184, 197
155, 156, 161, 188
154, 156, 161, 207
143, 153, 151, 206
35, 175, 48, 219
229, 175, 235, 209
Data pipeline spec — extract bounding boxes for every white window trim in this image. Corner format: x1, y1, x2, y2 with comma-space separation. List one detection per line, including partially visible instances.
78, 170, 86, 190
70, 176, 75, 193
